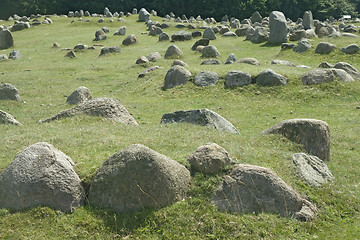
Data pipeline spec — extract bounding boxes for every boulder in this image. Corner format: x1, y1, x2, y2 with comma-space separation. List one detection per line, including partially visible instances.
138, 8, 150, 22
66, 86, 92, 105
88, 144, 191, 212
101, 27, 110, 33
318, 62, 334, 68
163, 65, 191, 89
281, 43, 296, 50
261, 119, 330, 161
74, 44, 88, 50
0, 110, 21, 125
200, 59, 221, 65
340, 44, 360, 54
146, 52, 161, 62
188, 143, 232, 173
222, 31, 237, 37
12, 21, 31, 31
136, 56, 149, 64
268, 11, 288, 44
99, 46, 120, 56
250, 11, 262, 23
0, 142, 84, 213
171, 31, 192, 41
122, 34, 138, 46
211, 164, 317, 221
114, 26, 126, 35
293, 39, 311, 53
250, 27, 268, 44
225, 53, 237, 64
0, 54, 8, 61
193, 71, 219, 86
191, 31, 202, 38
236, 58, 260, 65
138, 66, 161, 78
201, 45, 220, 58
94, 29, 107, 41
302, 11, 314, 30
191, 38, 210, 51
164, 45, 183, 59
65, 50, 76, 58
225, 71, 252, 88
271, 59, 296, 67
149, 25, 163, 36
289, 30, 307, 41
0, 83, 20, 101
333, 62, 360, 80
256, 69, 287, 86
292, 153, 334, 188
315, 42, 337, 54
203, 27, 216, 40
301, 68, 354, 85
172, 60, 188, 67
41, 97, 138, 125
158, 32, 170, 41
0, 29, 14, 49
161, 109, 239, 134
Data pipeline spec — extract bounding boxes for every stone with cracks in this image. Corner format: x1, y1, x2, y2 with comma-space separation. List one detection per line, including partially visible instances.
211, 164, 317, 221
0, 110, 22, 125
250, 27, 268, 44
159, 32, 170, 41
340, 44, 360, 54
88, 144, 191, 212
261, 119, 330, 161
333, 62, 360, 80
292, 153, 334, 188
163, 65, 191, 89
66, 86, 92, 105
225, 71, 252, 88
315, 42, 337, 54
201, 45, 220, 58
164, 45, 183, 59
301, 68, 354, 85
193, 71, 219, 87
188, 143, 232, 174
269, 11, 288, 44
161, 109, 239, 134
0, 142, 84, 213
0, 83, 20, 101
256, 69, 287, 86
41, 97, 138, 125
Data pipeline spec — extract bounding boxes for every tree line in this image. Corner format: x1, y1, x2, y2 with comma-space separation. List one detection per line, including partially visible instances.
1, 0, 359, 21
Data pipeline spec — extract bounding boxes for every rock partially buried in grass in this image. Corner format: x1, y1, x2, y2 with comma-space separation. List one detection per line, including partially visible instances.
65, 50, 76, 58
66, 86, 92, 105
163, 65, 191, 89
0, 83, 20, 101
340, 44, 360, 54
201, 45, 220, 58
225, 70, 252, 88
315, 42, 337, 54
211, 164, 317, 221
88, 144, 191, 212
164, 45, 183, 59
99, 46, 120, 56
0, 110, 22, 125
333, 62, 360, 80
41, 97, 138, 125
261, 119, 330, 161
0, 142, 84, 213
193, 71, 219, 86
301, 68, 354, 85
122, 34, 138, 46
161, 108, 240, 134
256, 69, 287, 86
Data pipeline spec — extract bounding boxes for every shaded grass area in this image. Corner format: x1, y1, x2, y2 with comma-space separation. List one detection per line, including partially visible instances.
0, 15, 360, 239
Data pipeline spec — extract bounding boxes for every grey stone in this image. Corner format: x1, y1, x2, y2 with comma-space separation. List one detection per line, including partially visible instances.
161, 109, 239, 134
315, 42, 337, 54
340, 44, 360, 54
0, 142, 84, 213
289, 30, 306, 41
261, 119, 330, 161
188, 143, 232, 173
138, 8, 150, 22
250, 11, 263, 23
172, 60, 188, 67
0, 29, 14, 49
203, 28, 216, 40
201, 59, 221, 65
269, 11, 287, 44
211, 164, 317, 221
136, 56, 149, 64
281, 43, 296, 50
220, 27, 230, 35
158, 32, 170, 41
98, 19, 104, 23
333, 62, 360, 80
175, 24, 186, 29
235, 25, 250, 36
0, 54, 8, 61
163, 65, 191, 89
191, 31, 202, 38
0, 83, 20, 101
293, 39, 311, 53
146, 52, 161, 62
66, 86, 92, 105
0, 110, 21, 125
41, 98, 138, 125
114, 26, 126, 35
318, 62, 334, 68
305, 29, 317, 38
303, 11, 314, 30
149, 25, 163, 36
292, 153, 334, 188
194, 71, 219, 86
256, 69, 287, 86
171, 31, 192, 41
225, 53, 237, 64
237, 58, 260, 65
88, 144, 191, 212
132, 8, 137, 15
164, 45, 183, 59
250, 27, 268, 44
12, 21, 31, 31
271, 59, 296, 67
99, 46, 120, 56
222, 31, 237, 37
94, 29, 106, 41
122, 34, 138, 46
225, 71, 252, 88
301, 68, 354, 85
201, 45, 220, 58
138, 66, 161, 78
74, 44, 87, 50
191, 38, 209, 51
65, 50, 76, 58
341, 33, 358, 38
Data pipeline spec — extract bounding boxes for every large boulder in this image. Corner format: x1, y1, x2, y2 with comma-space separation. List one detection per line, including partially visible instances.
268, 11, 287, 44
302, 11, 314, 30
88, 144, 191, 212
261, 119, 330, 161
66, 86, 92, 105
0, 110, 22, 125
0, 142, 84, 213
164, 45, 183, 59
201, 45, 220, 58
0, 83, 20, 101
211, 164, 317, 221
163, 65, 191, 89
188, 143, 232, 174
315, 42, 337, 54
256, 69, 287, 86
0, 29, 14, 49
301, 68, 354, 85
122, 34, 138, 46
193, 71, 219, 86
41, 97, 138, 125
138, 8, 150, 22
333, 62, 360, 80
171, 31, 192, 41
161, 108, 240, 134
203, 28, 216, 40
225, 71, 252, 88
292, 153, 334, 188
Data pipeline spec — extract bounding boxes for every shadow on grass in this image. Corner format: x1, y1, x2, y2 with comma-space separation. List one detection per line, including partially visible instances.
260, 42, 283, 48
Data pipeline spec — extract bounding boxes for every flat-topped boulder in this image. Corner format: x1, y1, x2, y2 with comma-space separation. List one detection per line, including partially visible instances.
88, 144, 191, 212
41, 97, 138, 125
161, 108, 239, 134
0, 142, 84, 213
261, 119, 330, 161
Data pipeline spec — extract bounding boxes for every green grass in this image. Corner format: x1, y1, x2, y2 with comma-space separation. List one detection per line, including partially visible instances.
1, 15, 360, 239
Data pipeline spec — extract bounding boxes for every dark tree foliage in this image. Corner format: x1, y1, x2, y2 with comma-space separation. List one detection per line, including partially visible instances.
0, 0, 358, 21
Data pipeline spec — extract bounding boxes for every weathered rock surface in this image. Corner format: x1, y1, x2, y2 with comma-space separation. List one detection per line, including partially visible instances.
0, 110, 22, 125
293, 39, 311, 53
225, 53, 237, 64
122, 34, 138, 46
138, 66, 161, 78
191, 38, 210, 51
0, 29, 14, 49
333, 62, 360, 80
99, 46, 120, 56
262, 119, 330, 161
171, 31, 192, 41
201, 59, 221, 65
203, 28, 216, 40
193, 71, 219, 86
188, 143, 232, 173
0, 83, 20, 101
66, 86, 92, 105
114, 26, 126, 35
41, 97, 138, 125
236, 58, 260, 65
225, 71, 252, 88
88, 144, 191, 212
94, 29, 107, 41
161, 109, 239, 134
340, 44, 359, 54
268, 11, 287, 44
271, 59, 296, 67
302, 11, 314, 30
201, 45, 220, 58
211, 164, 317, 221
146, 52, 162, 62
163, 65, 191, 89
256, 69, 287, 86
138, 8, 150, 22
301, 68, 355, 85
164, 45, 183, 59
315, 42, 337, 54
0, 142, 84, 213
292, 153, 334, 188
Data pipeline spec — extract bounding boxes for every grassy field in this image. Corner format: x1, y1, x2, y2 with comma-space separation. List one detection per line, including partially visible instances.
0, 15, 360, 239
